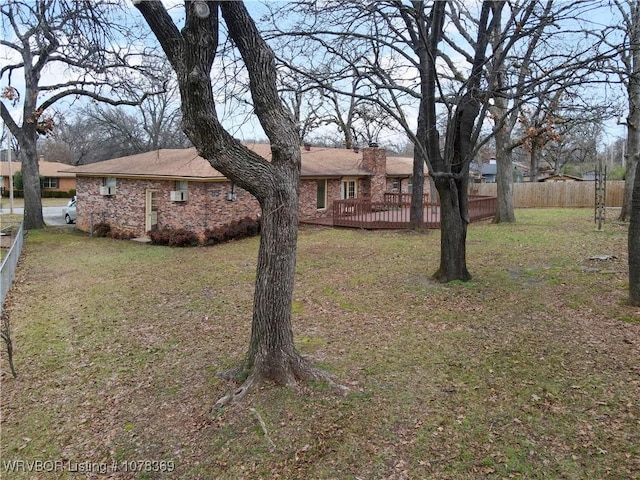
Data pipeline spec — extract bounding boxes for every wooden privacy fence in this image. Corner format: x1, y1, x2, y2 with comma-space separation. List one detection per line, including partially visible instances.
333, 195, 497, 229
468, 180, 625, 208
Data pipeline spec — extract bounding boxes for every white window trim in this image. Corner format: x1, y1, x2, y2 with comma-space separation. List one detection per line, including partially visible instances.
341, 178, 358, 199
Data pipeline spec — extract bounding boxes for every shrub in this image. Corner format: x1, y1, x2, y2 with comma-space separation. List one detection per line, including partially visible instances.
203, 227, 225, 245
148, 227, 198, 247
92, 222, 111, 237
108, 229, 135, 240
608, 165, 626, 180
12, 171, 23, 190
2, 190, 23, 198
41, 191, 70, 198
168, 228, 199, 247
148, 227, 172, 246
204, 216, 261, 246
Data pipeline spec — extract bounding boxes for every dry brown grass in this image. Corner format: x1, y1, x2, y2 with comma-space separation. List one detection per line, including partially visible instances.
1, 209, 639, 479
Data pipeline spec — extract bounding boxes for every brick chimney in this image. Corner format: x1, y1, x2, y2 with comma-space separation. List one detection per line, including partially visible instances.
361, 146, 386, 202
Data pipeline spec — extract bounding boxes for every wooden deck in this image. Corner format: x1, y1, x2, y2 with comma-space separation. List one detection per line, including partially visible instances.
302, 195, 497, 229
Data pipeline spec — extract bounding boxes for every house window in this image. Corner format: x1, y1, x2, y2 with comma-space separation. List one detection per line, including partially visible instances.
342, 179, 357, 199
103, 177, 117, 187
175, 180, 188, 191
407, 179, 413, 194
316, 179, 327, 209
391, 178, 400, 191
42, 177, 59, 189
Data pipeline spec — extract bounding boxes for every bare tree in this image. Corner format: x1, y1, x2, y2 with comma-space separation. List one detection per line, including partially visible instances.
487, 0, 556, 222
133, 0, 336, 405
270, 1, 506, 281
607, 0, 640, 300
278, 69, 325, 144
0, 0, 159, 229
615, 1, 640, 303
606, 0, 640, 221
631, 141, 640, 305
484, 0, 616, 222
544, 119, 602, 175
44, 89, 189, 166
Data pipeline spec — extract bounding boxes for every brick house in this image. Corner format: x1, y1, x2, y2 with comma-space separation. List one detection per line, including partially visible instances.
1, 160, 77, 196
66, 144, 417, 239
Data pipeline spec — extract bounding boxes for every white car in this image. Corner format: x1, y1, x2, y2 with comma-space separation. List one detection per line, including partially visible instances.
63, 198, 77, 224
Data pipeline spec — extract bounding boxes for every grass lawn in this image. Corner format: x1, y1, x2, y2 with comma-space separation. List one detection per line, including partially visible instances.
1, 209, 639, 479
0, 197, 72, 209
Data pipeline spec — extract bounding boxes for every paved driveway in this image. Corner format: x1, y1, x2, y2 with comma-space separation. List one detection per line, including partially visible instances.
0, 206, 71, 227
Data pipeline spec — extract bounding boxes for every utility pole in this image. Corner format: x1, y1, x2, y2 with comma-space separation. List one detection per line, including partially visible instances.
2, 124, 15, 215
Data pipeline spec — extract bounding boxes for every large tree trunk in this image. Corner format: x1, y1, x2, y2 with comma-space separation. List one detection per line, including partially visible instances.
529, 142, 539, 182
629, 136, 640, 305
621, 3, 640, 222
432, 177, 471, 282
245, 190, 310, 383
410, 148, 425, 229
494, 128, 516, 223
620, 114, 639, 221
135, 1, 339, 407
18, 135, 45, 230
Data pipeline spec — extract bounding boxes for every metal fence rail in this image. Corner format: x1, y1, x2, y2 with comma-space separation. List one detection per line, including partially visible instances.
1, 223, 24, 314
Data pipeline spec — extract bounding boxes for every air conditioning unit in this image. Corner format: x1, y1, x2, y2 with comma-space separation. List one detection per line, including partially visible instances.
99, 186, 116, 196
170, 190, 188, 202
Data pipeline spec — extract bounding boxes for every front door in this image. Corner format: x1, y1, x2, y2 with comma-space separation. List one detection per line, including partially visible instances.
145, 189, 158, 232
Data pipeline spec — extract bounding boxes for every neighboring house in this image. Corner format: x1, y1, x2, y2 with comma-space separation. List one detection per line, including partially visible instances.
470, 159, 527, 184
481, 162, 497, 183
66, 144, 418, 240
0, 160, 77, 195
470, 159, 497, 183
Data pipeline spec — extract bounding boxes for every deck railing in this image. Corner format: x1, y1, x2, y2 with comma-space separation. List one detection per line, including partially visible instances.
383, 192, 430, 205
333, 195, 496, 229
467, 195, 498, 222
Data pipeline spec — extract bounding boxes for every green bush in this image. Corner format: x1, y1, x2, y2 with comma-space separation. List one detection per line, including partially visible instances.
1, 190, 23, 198
1, 190, 74, 198
607, 166, 626, 180
41, 191, 71, 198
12, 171, 23, 190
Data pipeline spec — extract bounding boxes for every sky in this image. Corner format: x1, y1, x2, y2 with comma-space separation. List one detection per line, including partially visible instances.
0, 0, 630, 154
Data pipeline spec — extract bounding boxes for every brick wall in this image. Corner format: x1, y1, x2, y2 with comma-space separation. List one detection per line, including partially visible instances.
361, 147, 387, 202
75, 148, 397, 239
299, 178, 342, 219
76, 177, 261, 239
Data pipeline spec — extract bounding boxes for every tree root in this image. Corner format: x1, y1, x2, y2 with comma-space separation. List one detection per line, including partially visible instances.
211, 357, 348, 412
212, 373, 257, 411
249, 407, 276, 451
